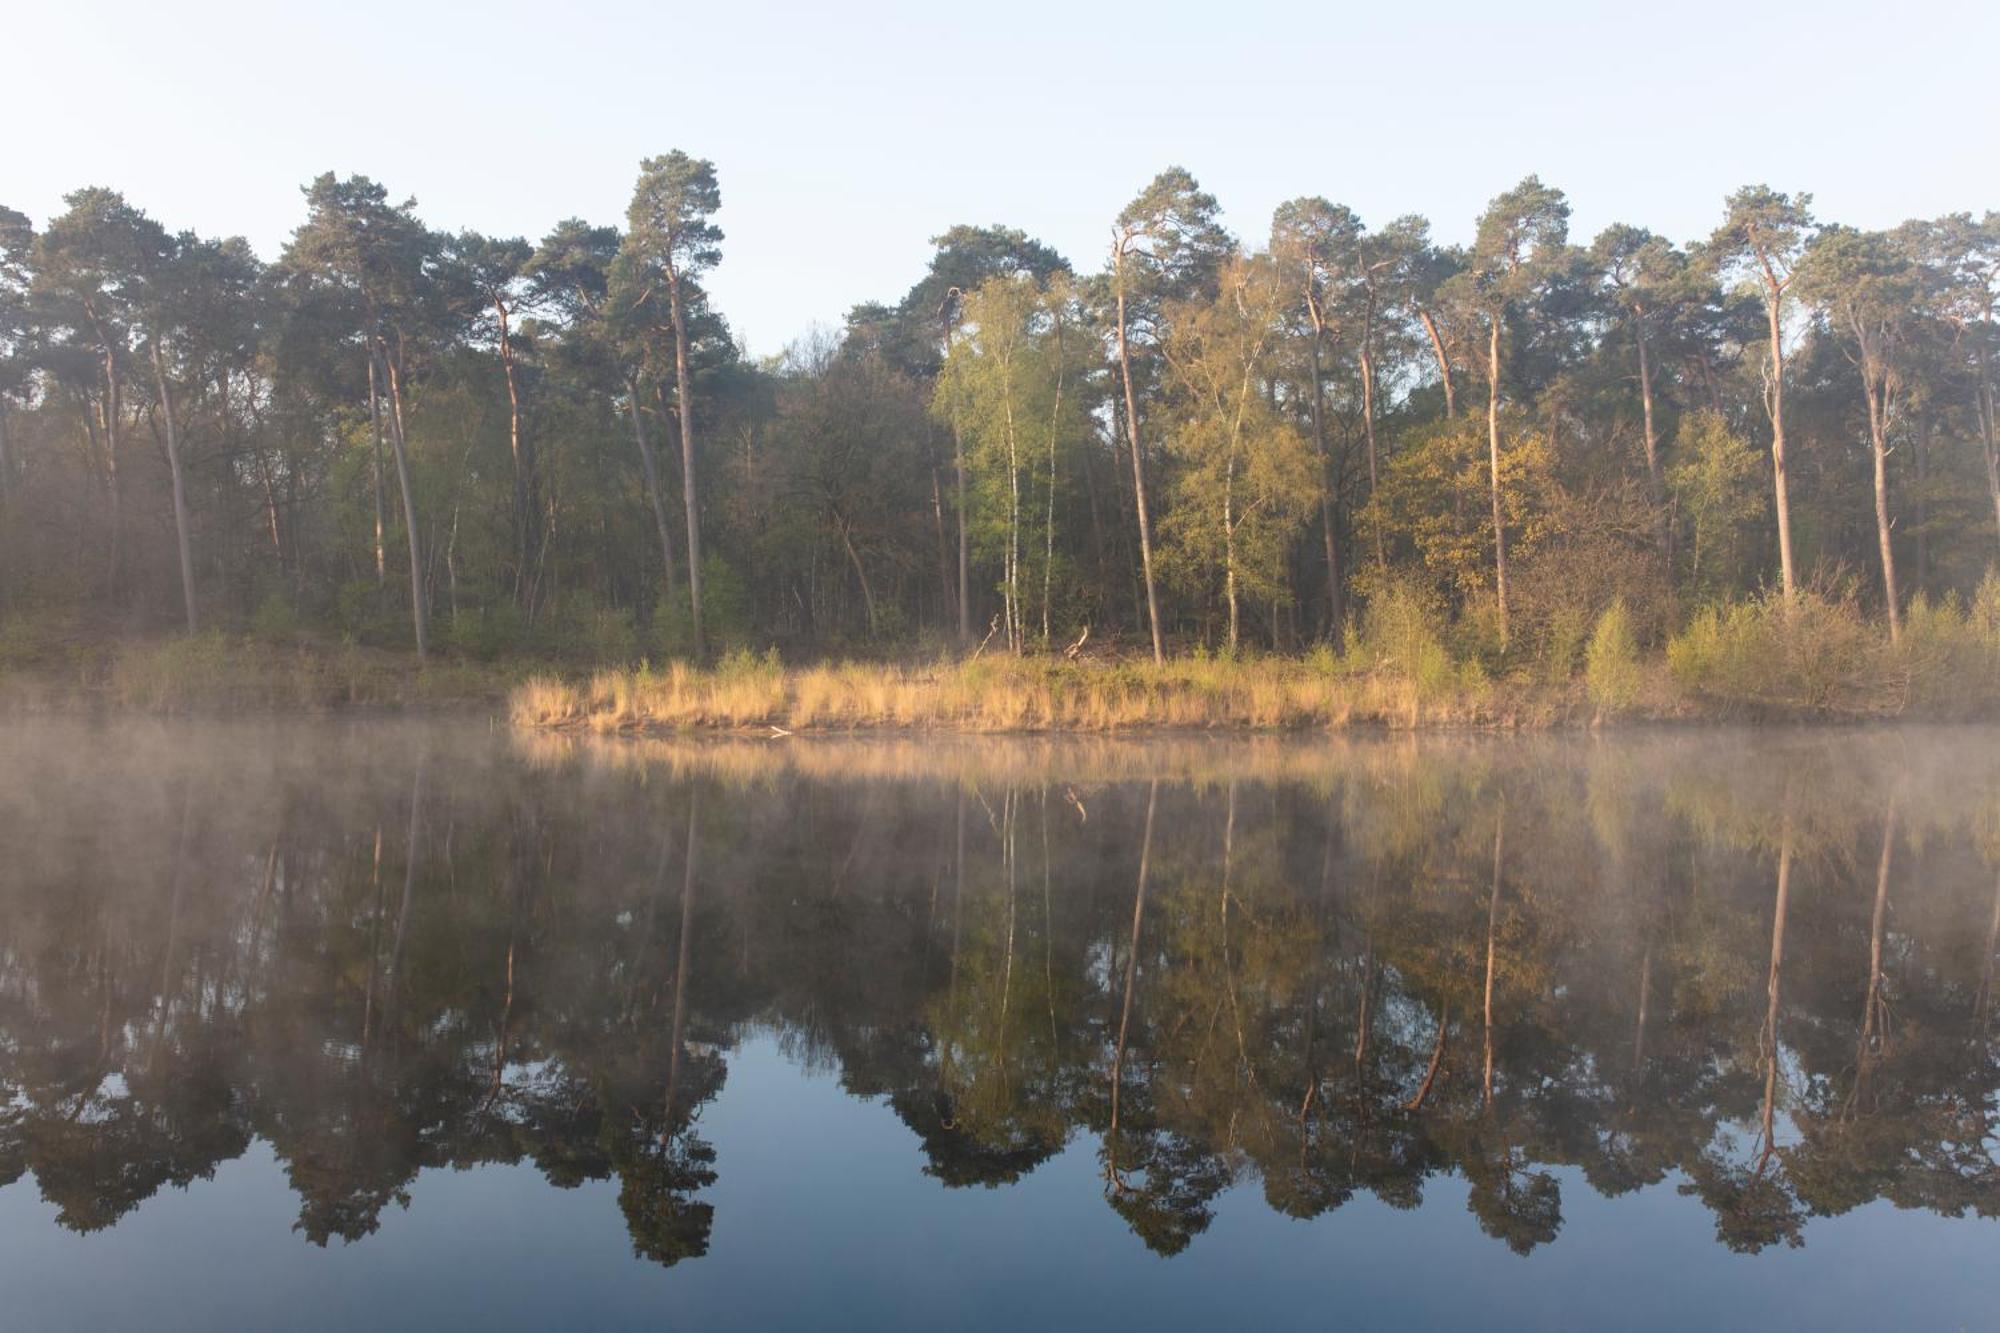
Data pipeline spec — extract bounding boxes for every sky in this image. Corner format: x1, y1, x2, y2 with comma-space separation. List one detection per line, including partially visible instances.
8, 0, 1997, 354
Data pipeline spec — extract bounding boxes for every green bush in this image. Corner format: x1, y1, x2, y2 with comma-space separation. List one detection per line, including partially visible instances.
1667, 589, 1892, 715
251, 593, 301, 642
1348, 578, 1474, 701
1584, 598, 1643, 715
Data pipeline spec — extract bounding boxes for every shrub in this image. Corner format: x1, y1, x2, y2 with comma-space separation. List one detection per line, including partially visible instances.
1667, 588, 1893, 715
1584, 598, 1643, 716
1349, 578, 1464, 702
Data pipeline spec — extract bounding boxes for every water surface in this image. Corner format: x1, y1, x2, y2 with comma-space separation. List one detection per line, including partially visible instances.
3, 721, 1997, 1330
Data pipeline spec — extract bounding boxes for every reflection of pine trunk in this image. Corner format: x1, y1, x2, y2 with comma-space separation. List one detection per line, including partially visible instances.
362, 825, 383, 1048
149, 786, 195, 1070
385, 764, 425, 1021
1759, 814, 1794, 1161
1633, 946, 1653, 1070
665, 787, 699, 1128
1407, 1000, 1450, 1112
1001, 791, 1018, 1034
1353, 944, 1376, 1077
1483, 805, 1504, 1109
1107, 780, 1159, 1188
1860, 806, 1897, 1057
1976, 870, 2000, 1027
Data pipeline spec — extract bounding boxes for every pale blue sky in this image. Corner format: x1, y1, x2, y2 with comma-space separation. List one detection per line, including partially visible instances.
10, 0, 1995, 352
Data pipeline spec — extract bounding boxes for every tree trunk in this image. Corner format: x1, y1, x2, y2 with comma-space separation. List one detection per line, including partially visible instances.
104, 350, 123, 601
1764, 276, 1797, 602
1360, 332, 1385, 572
1043, 308, 1064, 648
838, 517, 878, 634
1420, 308, 1455, 417
1634, 309, 1671, 558
945, 318, 971, 648
668, 277, 705, 658
1976, 346, 1999, 553
1863, 370, 1901, 643
496, 303, 537, 611
149, 338, 198, 634
1486, 313, 1511, 652
1114, 247, 1166, 663
1309, 327, 1343, 633
931, 465, 954, 630
367, 355, 387, 588
625, 372, 680, 615
1223, 449, 1239, 654
380, 345, 429, 661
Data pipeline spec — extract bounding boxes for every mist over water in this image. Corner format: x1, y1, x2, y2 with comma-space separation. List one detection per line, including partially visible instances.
3, 720, 1998, 1329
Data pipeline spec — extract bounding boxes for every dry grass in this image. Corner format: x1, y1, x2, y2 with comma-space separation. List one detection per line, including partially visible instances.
509, 652, 1539, 735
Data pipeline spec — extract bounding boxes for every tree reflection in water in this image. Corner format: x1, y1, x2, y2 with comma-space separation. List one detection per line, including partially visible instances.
3, 722, 1998, 1264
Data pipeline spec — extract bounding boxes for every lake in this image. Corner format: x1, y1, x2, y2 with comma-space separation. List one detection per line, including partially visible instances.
2, 719, 1997, 1330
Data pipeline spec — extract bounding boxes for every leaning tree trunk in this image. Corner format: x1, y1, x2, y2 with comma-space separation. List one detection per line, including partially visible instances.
1633, 307, 1671, 559
1485, 312, 1511, 652
1977, 346, 2000, 551
379, 344, 429, 661
1115, 251, 1166, 664
1863, 366, 1901, 643
668, 276, 705, 659
1360, 323, 1386, 572
150, 338, 198, 634
1420, 307, 1455, 418
625, 372, 679, 612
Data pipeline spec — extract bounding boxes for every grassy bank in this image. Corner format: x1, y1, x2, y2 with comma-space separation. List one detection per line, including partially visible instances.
512, 585, 2000, 734
5, 581, 1995, 728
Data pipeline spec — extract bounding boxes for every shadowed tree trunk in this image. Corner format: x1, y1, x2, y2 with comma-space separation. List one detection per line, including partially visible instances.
148, 337, 197, 633
1113, 247, 1165, 664
378, 342, 428, 661
668, 276, 705, 658
625, 371, 680, 610
1484, 312, 1511, 651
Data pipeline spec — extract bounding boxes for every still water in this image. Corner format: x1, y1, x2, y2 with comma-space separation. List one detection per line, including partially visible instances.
2, 719, 1997, 1330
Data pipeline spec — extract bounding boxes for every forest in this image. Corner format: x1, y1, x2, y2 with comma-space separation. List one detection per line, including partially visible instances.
1, 161, 1997, 714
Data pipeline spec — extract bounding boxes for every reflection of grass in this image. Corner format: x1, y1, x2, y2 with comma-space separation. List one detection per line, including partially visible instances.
513, 654, 1538, 734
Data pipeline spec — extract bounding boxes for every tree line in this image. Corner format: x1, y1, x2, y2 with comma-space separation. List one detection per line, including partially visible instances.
1, 164, 1995, 664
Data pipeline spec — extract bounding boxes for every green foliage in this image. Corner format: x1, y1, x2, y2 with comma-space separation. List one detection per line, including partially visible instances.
1347, 577, 1473, 701
1669, 412, 1765, 594
251, 593, 301, 642
1584, 598, 1643, 715
1667, 589, 1892, 715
